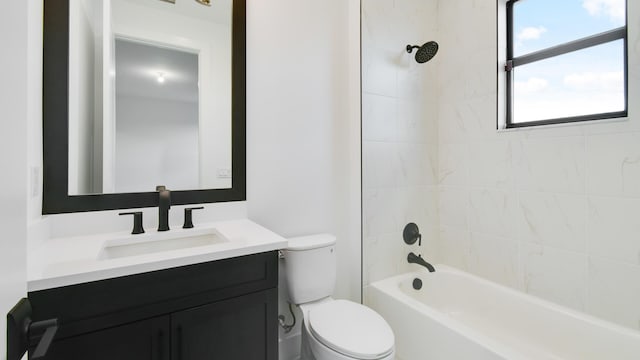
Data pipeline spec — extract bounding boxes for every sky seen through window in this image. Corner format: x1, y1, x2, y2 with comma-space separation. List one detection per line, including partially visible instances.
512, 0, 626, 123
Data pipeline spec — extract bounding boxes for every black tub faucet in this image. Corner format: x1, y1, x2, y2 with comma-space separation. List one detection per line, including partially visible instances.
408, 252, 435, 272
156, 185, 171, 231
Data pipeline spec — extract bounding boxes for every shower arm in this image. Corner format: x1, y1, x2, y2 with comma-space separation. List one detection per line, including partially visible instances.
406, 45, 421, 53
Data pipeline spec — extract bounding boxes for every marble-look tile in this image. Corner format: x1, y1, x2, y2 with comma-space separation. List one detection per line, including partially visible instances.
587, 133, 640, 197
469, 232, 521, 289
397, 186, 438, 229
518, 122, 586, 139
362, 93, 397, 142
361, 47, 397, 98
438, 94, 502, 145
437, 0, 496, 54
361, 0, 399, 52
587, 257, 640, 330
394, 0, 438, 36
423, 145, 438, 186
468, 140, 513, 189
397, 144, 436, 187
468, 188, 517, 238
514, 137, 586, 194
438, 226, 471, 271
438, 186, 468, 229
438, 99, 468, 145
397, 61, 428, 102
588, 197, 640, 266
397, 98, 435, 145
438, 61, 497, 102
521, 243, 587, 310
362, 141, 400, 190
362, 188, 400, 238
418, 230, 440, 265
438, 143, 468, 186
517, 192, 587, 252
436, 0, 497, 102
365, 233, 411, 284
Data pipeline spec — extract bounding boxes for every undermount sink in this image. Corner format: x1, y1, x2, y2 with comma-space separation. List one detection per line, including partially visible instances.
98, 229, 228, 260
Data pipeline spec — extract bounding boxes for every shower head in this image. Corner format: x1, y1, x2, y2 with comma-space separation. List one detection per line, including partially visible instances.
406, 41, 439, 63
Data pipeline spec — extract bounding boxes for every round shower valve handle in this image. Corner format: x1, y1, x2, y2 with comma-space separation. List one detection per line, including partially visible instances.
403, 222, 422, 246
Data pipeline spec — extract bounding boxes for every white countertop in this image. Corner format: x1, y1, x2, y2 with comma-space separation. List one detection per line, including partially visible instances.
28, 219, 288, 291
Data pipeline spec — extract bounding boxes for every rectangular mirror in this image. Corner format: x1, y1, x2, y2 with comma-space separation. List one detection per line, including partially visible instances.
43, 0, 246, 214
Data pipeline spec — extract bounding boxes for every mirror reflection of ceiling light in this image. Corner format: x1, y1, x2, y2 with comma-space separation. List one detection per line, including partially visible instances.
158, 0, 210, 5
157, 72, 166, 84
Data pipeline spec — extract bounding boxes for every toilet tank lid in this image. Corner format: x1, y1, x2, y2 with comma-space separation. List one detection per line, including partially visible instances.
287, 234, 336, 251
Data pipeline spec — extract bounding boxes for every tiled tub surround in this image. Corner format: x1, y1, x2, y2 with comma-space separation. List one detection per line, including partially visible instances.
367, 266, 640, 360
361, 0, 439, 286
434, 0, 640, 331
362, 0, 640, 332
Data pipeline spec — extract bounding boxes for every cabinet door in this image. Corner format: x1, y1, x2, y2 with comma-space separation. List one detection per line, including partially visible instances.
171, 289, 277, 360
37, 316, 169, 360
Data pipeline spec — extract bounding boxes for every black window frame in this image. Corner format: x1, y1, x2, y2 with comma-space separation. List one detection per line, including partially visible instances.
505, 0, 628, 129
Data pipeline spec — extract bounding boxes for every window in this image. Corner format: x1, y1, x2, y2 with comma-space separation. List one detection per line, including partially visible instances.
502, 0, 627, 128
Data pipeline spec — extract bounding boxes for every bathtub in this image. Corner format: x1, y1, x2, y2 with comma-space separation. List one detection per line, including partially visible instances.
367, 265, 640, 360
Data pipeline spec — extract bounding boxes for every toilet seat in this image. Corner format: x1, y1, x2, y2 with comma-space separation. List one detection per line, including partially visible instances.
307, 300, 394, 360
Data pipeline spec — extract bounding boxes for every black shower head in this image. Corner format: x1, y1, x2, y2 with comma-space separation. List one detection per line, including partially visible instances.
406, 41, 439, 63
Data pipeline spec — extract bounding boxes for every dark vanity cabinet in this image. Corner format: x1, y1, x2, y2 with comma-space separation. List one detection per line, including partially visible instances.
27, 252, 278, 360
172, 290, 274, 359
40, 316, 170, 360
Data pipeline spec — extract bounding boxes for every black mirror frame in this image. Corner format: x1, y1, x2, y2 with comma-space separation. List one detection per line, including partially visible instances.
42, 0, 246, 214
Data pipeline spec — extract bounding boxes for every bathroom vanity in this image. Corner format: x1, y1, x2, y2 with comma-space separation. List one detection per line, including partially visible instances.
25, 220, 285, 360
12, 0, 275, 357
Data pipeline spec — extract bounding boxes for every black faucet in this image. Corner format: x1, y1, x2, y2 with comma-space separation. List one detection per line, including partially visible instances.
156, 185, 171, 231
407, 252, 435, 272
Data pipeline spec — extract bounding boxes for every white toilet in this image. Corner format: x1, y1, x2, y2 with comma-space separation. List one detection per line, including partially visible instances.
283, 234, 395, 360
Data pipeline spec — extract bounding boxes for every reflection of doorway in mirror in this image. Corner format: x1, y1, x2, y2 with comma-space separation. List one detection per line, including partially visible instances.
113, 39, 200, 193
67, 0, 233, 195
110, 0, 233, 193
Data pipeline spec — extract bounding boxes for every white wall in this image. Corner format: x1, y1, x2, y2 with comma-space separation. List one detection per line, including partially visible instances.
0, 1, 40, 358
246, 0, 360, 359
435, 0, 640, 331
4, 2, 359, 360
361, 0, 440, 289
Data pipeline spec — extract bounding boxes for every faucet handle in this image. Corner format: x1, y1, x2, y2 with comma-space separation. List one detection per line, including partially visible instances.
183, 207, 204, 229
119, 212, 145, 234
403, 223, 422, 246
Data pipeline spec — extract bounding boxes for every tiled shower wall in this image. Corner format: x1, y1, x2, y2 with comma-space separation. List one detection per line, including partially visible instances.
363, 0, 640, 331
435, 1, 640, 330
362, 0, 439, 286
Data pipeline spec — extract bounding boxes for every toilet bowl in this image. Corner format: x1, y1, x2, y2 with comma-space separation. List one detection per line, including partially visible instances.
282, 234, 395, 360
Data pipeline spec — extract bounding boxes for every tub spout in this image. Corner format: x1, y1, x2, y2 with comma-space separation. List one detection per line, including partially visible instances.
408, 252, 435, 272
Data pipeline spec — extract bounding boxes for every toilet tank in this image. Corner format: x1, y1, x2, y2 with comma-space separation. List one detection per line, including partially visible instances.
283, 234, 337, 304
